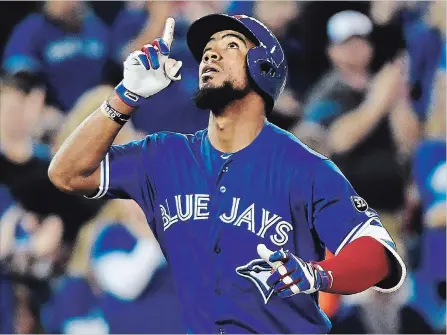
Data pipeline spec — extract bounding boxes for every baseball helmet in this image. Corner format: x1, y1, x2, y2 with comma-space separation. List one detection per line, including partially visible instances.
186, 14, 288, 108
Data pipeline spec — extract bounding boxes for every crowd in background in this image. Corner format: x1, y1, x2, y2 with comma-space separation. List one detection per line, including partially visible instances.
0, 1, 445, 334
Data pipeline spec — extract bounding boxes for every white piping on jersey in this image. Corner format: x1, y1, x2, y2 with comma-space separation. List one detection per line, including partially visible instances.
335, 218, 371, 255
84, 153, 109, 199
371, 238, 407, 293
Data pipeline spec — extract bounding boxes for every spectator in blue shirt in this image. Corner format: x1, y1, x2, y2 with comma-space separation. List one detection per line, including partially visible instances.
399, 46, 446, 333
90, 218, 185, 334
370, 0, 444, 121
2, 1, 110, 113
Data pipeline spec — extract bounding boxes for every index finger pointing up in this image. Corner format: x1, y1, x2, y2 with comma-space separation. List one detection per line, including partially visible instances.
163, 17, 175, 50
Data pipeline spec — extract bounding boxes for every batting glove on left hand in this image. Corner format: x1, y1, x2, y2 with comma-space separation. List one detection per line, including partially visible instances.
257, 244, 333, 298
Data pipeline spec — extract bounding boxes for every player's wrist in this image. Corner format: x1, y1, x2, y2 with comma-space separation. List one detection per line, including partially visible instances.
115, 81, 144, 108
310, 261, 333, 291
108, 92, 136, 116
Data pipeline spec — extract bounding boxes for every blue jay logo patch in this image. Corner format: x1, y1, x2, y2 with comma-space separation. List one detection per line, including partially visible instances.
236, 259, 274, 304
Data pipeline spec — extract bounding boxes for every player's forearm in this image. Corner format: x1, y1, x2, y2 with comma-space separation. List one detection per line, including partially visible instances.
48, 93, 134, 194
317, 237, 390, 295
328, 100, 387, 154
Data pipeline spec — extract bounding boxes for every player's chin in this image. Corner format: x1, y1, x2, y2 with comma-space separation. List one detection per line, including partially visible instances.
200, 74, 222, 88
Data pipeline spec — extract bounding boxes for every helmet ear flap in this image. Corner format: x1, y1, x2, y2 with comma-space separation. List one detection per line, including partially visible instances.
246, 46, 275, 113
259, 61, 277, 78
246, 46, 271, 89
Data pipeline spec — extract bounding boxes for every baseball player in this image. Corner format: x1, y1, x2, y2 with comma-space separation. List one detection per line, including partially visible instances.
49, 14, 407, 334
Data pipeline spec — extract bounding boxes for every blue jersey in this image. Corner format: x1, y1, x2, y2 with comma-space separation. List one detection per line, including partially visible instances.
2, 11, 109, 112
40, 275, 107, 334
87, 121, 403, 334
0, 265, 13, 334
91, 222, 185, 334
413, 140, 446, 215
410, 139, 446, 330
403, 20, 443, 120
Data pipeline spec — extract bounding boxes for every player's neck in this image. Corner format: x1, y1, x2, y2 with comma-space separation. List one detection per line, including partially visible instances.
208, 93, 266, 153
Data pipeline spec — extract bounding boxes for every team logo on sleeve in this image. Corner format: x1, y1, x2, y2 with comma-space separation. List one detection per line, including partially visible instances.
236, 259, 274, 304
351, 196, 368, 212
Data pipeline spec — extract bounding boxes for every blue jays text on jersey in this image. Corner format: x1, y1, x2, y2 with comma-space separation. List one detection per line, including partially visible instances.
86, 121, 405, 334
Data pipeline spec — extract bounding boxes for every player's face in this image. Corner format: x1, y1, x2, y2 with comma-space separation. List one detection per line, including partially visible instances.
193, 30, 257, 111
198, 30, 256, 91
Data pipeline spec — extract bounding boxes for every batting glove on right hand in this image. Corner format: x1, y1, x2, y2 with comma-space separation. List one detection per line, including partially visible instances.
258, 244, 333, 297
115, 17, 182, 107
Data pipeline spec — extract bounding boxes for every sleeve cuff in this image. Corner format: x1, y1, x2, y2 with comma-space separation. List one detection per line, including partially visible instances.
335, 217, 407, 293
371, 238, 407, 293
84, 153, 109, 199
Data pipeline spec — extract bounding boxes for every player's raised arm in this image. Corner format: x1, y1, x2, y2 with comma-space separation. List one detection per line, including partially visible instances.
48, 18, 182, 196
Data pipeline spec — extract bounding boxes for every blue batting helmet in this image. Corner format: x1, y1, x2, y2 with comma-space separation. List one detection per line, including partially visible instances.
186, 14, 288, 109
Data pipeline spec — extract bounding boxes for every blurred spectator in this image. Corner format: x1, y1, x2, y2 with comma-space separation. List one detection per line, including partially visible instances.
2, 1, 110, 114
292, 13, 420, 332
399, 41, 446, 334
41, 273, 106, 334
371, 0, 444, 122
0, 189, 65, 333
293, 11, 420, 234
90, 210, 184, 333
0, 74, 105, 244
0, 1, 40, 58
0, 186, 17, 334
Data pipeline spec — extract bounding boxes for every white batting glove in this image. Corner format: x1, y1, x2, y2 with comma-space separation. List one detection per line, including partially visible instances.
115, 17, 183, 107
258, 244, 333, 297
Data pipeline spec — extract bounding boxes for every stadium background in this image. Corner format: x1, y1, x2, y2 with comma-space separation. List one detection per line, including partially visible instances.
0, 1, 445, 333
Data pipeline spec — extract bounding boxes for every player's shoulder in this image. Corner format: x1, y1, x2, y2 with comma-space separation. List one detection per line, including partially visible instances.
266, 122, 329, 162
266, 122, 345, 178
145, 129, 207, 147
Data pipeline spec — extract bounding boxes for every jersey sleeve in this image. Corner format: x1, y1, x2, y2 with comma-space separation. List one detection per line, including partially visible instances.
85, 135, 163, 225
86, 134, 158, 199
2, 15, 42, 73
311, 159, 406, 292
